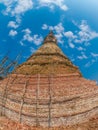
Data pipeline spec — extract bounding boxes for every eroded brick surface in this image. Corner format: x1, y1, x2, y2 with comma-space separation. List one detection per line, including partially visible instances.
0, 74, 98, 127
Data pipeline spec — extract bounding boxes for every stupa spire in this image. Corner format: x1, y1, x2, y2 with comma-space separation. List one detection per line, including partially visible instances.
44, 31, 57, 44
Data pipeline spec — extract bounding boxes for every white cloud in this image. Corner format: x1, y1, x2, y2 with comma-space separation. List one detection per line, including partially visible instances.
63, 31, 77, 49
20, 41, 25, 46
32, 35, 43, 45
64, 31, 77, 39
23, 34, 33, 42
22, 28, 33, 42
54, 23, 64, 33
38, 0, 68, 11
9, 30, 17, 37
42, 24, 48, 30
30, 47, 36, 54
8, 21, 19, 29
69, 42, 75, 48
14, 0, 33, 15
21, 28, 43, 45
22, 28, 31, 34
91, 53, 98, 57
42, 23, 64, 33
77, 46, 85, 51
55, 33, 64, 44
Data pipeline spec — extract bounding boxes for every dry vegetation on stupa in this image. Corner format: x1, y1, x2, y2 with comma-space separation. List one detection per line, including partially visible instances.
15, 41, 81, 75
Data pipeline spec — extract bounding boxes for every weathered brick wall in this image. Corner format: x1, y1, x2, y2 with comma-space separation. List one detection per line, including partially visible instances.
0, 74, 98, 127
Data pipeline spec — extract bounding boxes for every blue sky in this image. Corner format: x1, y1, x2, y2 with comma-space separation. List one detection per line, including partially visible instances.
0, 0, 98, 82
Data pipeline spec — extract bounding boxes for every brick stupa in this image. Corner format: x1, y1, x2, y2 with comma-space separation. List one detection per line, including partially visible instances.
0, 31, 98, 127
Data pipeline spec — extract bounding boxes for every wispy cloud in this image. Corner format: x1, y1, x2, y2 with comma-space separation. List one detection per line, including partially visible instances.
0, 0, 33, 16
77, 52, 88, 60
74, 20, 98, 44
81, 52, 98, 67
0, 0, 33, 25
84, 52, 98, 67
91, 52, 98, 58
38, 0, 68, 11
77, 46, 86, 51
85, 59, 96, 68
